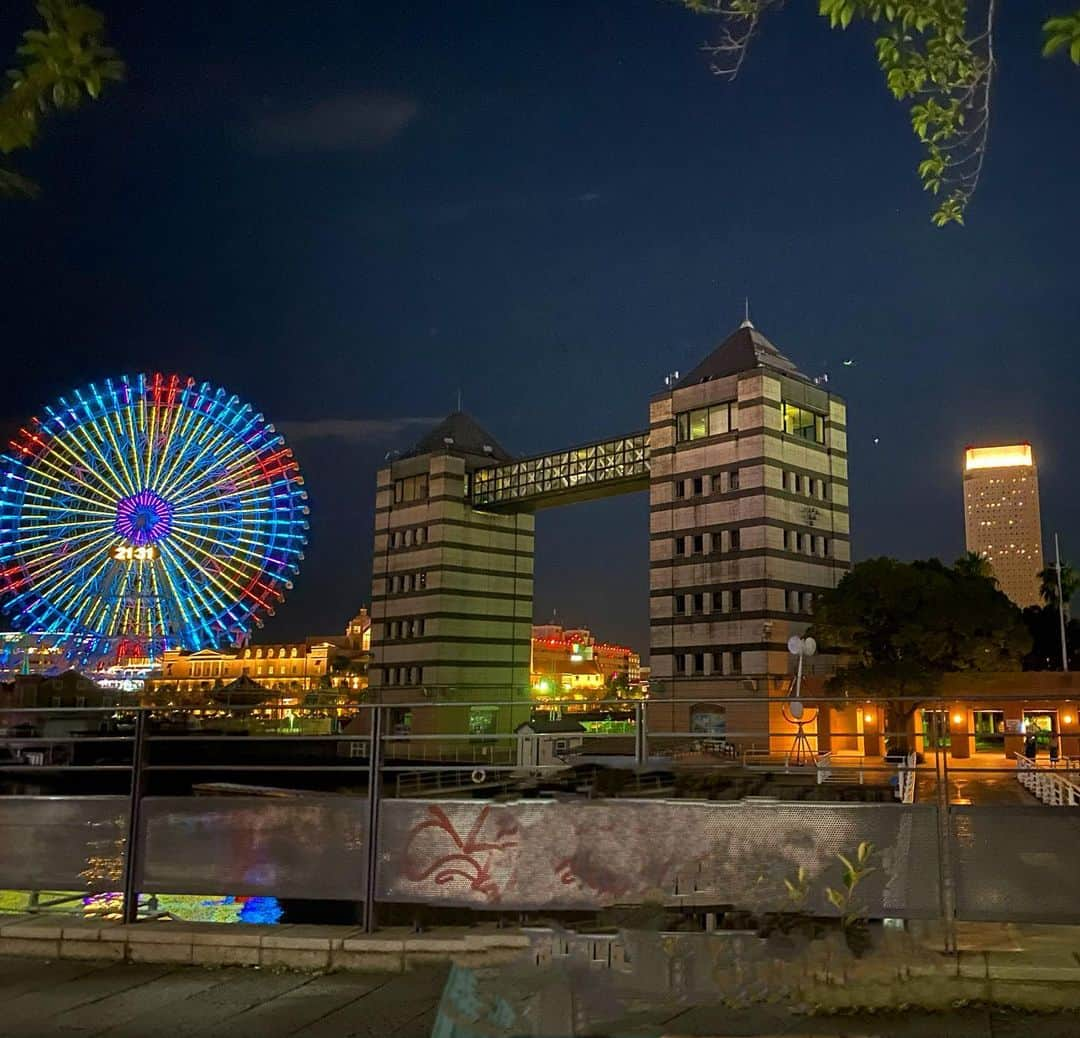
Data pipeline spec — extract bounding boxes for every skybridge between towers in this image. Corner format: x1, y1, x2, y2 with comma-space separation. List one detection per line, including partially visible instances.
469, 431, 650, 512
367, 320, 853, 739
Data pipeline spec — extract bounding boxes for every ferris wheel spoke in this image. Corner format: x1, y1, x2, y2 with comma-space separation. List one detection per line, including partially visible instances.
166, 527, 267, 603
160, 414, 258, 504
56, 420, 136, 505
156, 537, 246, 636
12, 436, 120, 511
26, 532, 122, 611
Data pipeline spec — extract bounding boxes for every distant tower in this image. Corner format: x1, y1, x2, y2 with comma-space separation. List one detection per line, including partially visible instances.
963, 444, 1044, 608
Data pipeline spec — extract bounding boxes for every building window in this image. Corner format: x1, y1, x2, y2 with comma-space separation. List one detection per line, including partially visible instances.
675, 401, 738, 443
729, 528, 740, 551
675, 536, 685, 557
802, 591, 815, 613
693, 592, 705, 614
692, 534, 704, 555
391, 531, 400, 548
731, 589, 741, 612
731, 651, 742, 675
675, 479, 686, 499
728, 470, 740, 492
417, 526, 427, 545
675, 595, 686, 616
782, 402, 825, 443
393, 473, 429, 504
693, 475, 704, 496
415, 618, 426, 637
402, 574, 413, 592
418, 572, 427, 588
675, 654, 686, 675
390, 621, 400, 639
712, 651, 723, 673
822, 537, 830, 557
820, 482, 829, 500
404, 528, 413, 547
793, 474, 802, 494
693, 652, 705, 675
788, 590, 800, 612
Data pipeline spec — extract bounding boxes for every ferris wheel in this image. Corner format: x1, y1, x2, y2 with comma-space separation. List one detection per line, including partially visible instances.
0, 373, 309, 662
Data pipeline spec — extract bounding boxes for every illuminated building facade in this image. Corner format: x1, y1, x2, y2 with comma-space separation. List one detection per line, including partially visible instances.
147, 609, 371, 698
963, 444, 1044, 608
367, 322, 851, 736
648, 321, 850, 700
530, 624, 642, 700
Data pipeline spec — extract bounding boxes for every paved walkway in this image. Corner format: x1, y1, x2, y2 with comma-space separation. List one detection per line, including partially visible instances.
0, 957, 449, 1038
3, 956, 1080, 1037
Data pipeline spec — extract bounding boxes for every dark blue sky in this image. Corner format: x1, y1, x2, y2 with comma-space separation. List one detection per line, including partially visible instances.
1, 1, 1077, 656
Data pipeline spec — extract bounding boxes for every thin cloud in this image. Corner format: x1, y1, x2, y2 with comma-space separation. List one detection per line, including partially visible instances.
280, 417, 438, 444
249, 91, 419, 153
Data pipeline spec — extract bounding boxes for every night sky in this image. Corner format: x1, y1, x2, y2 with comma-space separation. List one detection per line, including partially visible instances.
1, 1, 1077, 658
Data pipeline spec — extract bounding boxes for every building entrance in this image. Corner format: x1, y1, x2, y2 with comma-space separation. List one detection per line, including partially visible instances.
1024, 710, 1058, 755
921, 709, 951, 750
973, 709, 1005, 753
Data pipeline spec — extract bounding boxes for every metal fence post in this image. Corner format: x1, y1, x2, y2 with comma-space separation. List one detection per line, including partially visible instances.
634, 701, 647, 766
122, 709, 148, 925
363, 705, 384, 934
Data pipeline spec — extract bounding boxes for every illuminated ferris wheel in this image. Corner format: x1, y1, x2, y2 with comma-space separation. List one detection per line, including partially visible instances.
0, 373, 309, 661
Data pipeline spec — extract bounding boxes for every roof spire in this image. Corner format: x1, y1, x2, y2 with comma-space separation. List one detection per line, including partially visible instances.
740, 297, 754, 329
456, 388, 463, 413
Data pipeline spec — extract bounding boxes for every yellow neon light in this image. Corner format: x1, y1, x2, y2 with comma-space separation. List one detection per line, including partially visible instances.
965, 444, 1033, 471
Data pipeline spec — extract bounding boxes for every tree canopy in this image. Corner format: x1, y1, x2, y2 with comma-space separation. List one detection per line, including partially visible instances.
0, 1, 122, 198
809, 556, 1030, 746
678, 2, 1080, 226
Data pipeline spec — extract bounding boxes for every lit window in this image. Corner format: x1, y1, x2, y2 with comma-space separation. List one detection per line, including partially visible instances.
782, 402, 825, 443
689, 409, 709, 440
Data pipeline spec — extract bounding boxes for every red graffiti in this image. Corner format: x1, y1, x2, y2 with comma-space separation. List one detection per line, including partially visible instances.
402, 805, 519, 902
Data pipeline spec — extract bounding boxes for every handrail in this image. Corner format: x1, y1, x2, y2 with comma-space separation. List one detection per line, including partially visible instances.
1015, 753, 1080, 806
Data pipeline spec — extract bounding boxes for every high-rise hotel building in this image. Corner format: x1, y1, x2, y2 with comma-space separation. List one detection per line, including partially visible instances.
648, 321, 852, 688
963, 444, 1044, 608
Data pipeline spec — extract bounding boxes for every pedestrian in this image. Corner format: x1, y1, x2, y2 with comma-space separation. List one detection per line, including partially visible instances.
1049, 735, 1060, 765
1024, 732, 1037, 759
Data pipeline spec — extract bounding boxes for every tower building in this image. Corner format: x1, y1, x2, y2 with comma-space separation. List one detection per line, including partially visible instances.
963, 444, 1043, 608
648, 321, 851, 688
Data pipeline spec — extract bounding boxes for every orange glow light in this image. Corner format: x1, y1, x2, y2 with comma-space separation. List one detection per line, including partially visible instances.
965, 444, 1033, 471
952, 712, 964, 725
1065, 714, 1075, 725
863, 712, 874, 724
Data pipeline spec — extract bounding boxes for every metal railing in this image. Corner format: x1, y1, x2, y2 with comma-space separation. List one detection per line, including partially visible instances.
1015, 753, 1080, 806
2, 693, 1080, 940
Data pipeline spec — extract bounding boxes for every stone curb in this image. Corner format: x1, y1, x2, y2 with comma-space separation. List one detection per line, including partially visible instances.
0, 918, 531, 972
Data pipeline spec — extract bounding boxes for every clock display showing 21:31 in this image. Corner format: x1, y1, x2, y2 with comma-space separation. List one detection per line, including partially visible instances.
111, 545, 158, 562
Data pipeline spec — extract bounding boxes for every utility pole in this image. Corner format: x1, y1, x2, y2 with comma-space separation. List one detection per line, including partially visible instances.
1055, 533, 1069, 672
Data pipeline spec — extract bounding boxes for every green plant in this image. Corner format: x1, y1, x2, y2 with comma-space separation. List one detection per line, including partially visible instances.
676, 2, 1079, 226
826, 840, 877, 955
1, 2, 123, 197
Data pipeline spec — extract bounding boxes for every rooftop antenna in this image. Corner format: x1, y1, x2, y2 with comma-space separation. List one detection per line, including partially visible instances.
740, 297, 754, 329
456, 388, 463, 413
